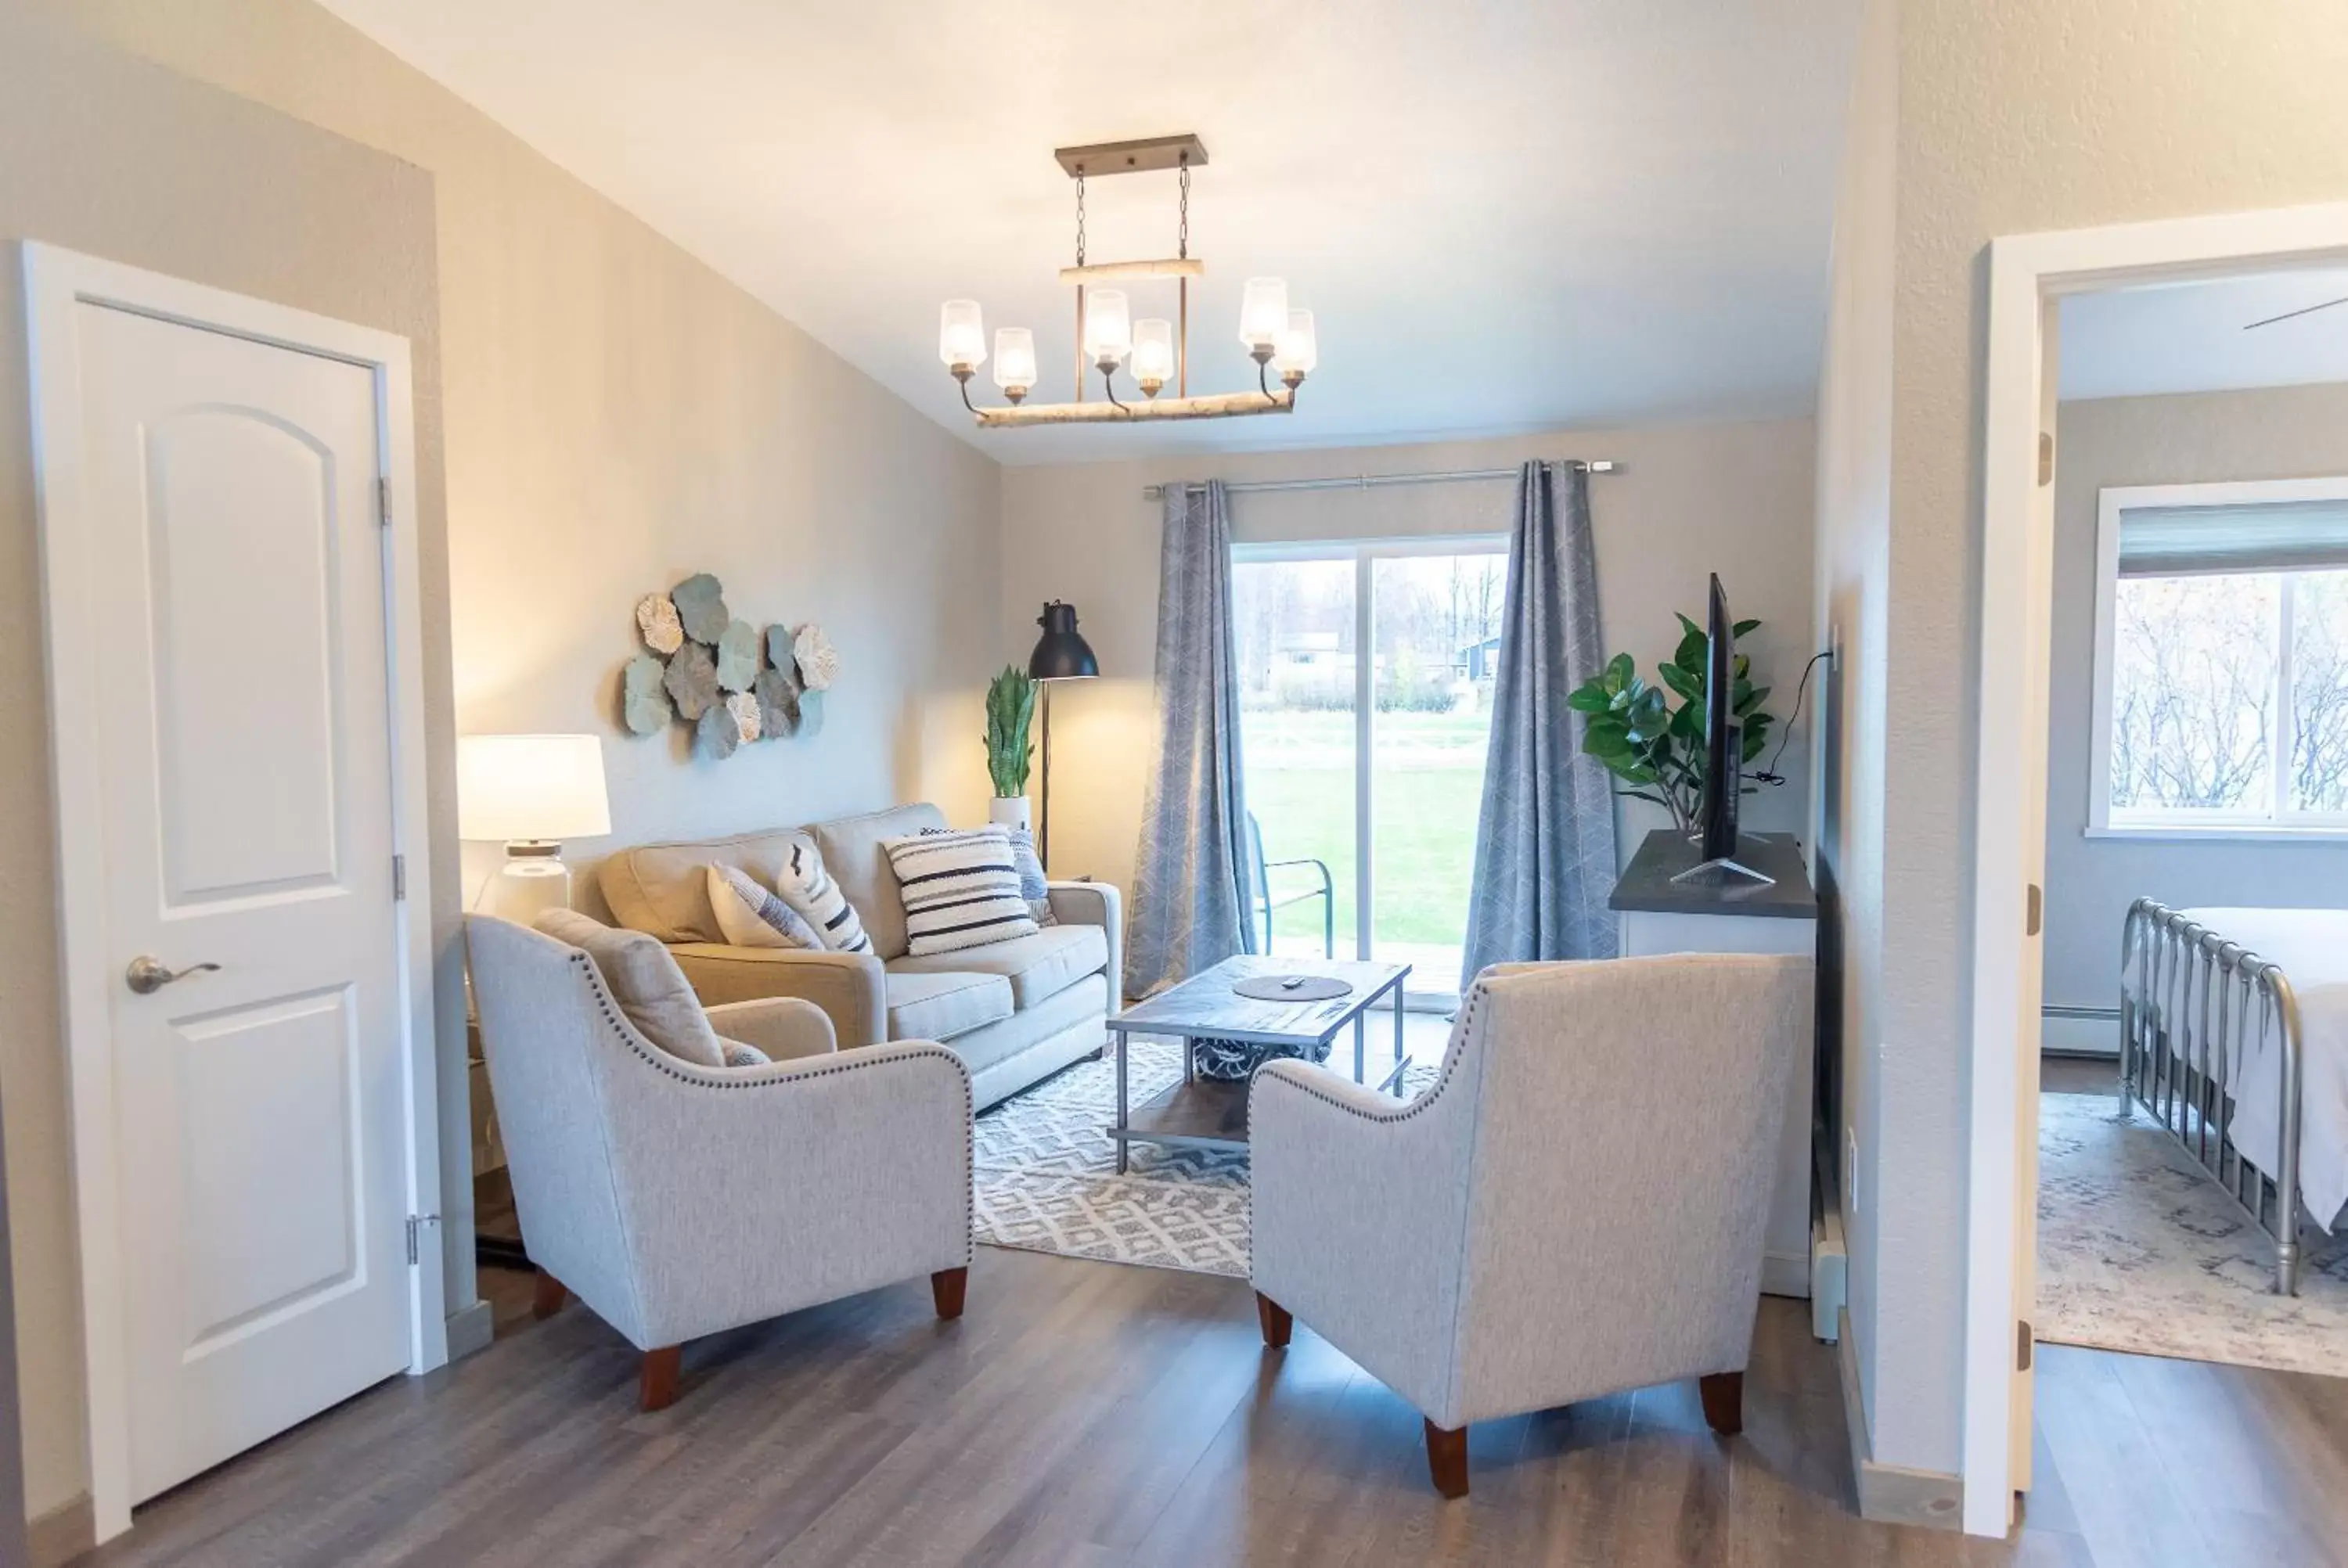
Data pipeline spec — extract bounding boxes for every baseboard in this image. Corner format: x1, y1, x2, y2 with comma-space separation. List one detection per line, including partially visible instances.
1836, 1309, 1963, 1531
28, 1492, 95, 1568
446, 1297, 495, 1362
1761, 1251, 1812, 1299
2040, 1006, 2119, 1059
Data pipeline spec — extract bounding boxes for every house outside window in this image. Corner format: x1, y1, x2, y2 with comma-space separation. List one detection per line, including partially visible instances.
2090, 477, 2348, 838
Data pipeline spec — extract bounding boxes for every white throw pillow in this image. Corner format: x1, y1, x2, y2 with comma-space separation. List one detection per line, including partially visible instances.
705, 863, 821, 949
885, 825, 1040, 956
773, 840, 873, 955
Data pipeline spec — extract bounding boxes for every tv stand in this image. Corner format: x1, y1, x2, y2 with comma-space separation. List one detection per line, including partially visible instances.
1669, 852, 1775, 888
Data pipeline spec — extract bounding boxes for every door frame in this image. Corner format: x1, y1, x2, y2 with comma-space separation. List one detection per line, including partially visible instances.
1233, 532, 1509, 1008
1963, 201, 2348, 1537
22, 242, 446, 1541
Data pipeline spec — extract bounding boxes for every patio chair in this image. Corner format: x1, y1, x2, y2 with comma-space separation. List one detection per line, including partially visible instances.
1248, 811, 1333, 959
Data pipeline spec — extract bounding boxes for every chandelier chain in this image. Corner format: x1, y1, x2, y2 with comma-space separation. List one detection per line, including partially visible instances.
1178, 158, 1190, 260
1074, 171, 1086, 267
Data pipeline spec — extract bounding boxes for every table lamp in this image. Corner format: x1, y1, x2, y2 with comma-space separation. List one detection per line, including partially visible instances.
1026, 602, 1099, 871
458, 733, 611, 922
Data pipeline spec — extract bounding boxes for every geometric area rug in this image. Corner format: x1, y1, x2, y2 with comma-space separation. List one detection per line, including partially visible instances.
974, 1037, 1435, 1280
2036, 1091, 2348, 1376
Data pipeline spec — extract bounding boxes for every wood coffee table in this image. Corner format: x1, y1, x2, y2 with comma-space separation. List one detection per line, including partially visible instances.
1107, 955, 1411, 1172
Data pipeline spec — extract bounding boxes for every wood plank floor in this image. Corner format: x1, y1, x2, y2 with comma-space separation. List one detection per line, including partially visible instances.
72, 1241, 2348, 1566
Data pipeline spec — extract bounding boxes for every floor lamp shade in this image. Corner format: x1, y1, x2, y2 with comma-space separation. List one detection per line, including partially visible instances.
458, 734, 611, 922
1027, 603, 1099, 872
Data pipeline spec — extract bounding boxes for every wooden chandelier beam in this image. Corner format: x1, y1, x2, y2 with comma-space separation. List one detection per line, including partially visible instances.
1058, 257, 1206, 283
974, 388, 1294, 427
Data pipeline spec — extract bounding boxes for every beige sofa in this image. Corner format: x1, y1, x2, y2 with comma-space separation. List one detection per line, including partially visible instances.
598, 803, 1121, 1109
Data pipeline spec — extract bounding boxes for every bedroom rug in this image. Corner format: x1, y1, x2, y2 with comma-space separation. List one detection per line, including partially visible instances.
972, 1036, 1436, 1278
2037, 1091, 2348, 1375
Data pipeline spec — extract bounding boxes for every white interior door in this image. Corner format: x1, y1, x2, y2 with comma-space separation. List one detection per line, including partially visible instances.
72, 302, 412, 1503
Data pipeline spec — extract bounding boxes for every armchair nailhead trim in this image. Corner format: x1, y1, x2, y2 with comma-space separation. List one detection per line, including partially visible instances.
567, 951, 976, 1262
1249, 980, 1486, 1127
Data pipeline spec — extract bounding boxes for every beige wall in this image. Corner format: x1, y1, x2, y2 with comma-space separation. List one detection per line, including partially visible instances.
1865, 0, 2348, 1476
0, 3, 448, 1523
1001, 418, 1820, 920
6, 0, 1004, 1526
1809, 0, 1896, 1455
2043, 384, 2348, 1014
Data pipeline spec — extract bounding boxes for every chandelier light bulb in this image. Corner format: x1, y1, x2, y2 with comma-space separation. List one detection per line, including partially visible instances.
1131, 318, 1175, 394
1084, 289, 1133, 368
1275, 308, 1318, 383
1238, 277, 1289, 356
938, 300, 985, 372
992, 327, 1037, 401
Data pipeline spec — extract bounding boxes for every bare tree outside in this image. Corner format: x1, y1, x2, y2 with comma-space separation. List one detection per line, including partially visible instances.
2292, 570, 2348, 812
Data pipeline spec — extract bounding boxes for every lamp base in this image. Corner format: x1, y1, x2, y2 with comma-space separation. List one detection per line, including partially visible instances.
488, 843, 572, 924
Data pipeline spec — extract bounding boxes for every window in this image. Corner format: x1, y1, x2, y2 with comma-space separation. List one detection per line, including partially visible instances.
2090, 480, 2348, 836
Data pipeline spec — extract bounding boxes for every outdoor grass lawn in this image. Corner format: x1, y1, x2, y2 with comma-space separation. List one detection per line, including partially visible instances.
1242, 709, 1493, 951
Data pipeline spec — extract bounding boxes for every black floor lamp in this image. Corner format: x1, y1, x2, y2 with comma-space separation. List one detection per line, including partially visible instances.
1028, 601, 1099, 872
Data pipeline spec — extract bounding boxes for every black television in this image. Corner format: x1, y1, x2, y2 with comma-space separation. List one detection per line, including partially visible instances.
1699, 572, 1740, 861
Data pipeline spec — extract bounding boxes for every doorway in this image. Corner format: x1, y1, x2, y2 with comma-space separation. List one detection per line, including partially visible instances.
1231, 538, 1508, 1007
1964, 203, 2348, 1537
25, 244, 444, 1539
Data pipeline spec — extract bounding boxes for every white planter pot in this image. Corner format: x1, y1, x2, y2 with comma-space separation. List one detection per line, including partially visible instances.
989, 796, 1032, 830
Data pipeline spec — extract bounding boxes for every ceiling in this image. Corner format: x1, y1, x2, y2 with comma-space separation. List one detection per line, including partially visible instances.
318, 1, 1861, 465
2059, 269, 2348, 402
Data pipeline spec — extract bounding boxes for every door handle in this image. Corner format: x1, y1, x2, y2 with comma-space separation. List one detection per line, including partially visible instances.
125, 955, 221, 994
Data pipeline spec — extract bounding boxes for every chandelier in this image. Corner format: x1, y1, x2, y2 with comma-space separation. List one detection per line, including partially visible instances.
938, 135, 1317, 428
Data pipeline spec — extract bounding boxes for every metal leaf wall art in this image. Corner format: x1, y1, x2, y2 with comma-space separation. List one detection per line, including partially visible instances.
618, 574, 841, 759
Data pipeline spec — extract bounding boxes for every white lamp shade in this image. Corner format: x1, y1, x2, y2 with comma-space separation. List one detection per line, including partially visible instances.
1083, 289, 1132, 364
992, 326, 1037, 390
938, 300, 986, 368
1238, 277, 1289, 350
458, 734, 611, 842
1131, 318, 1175, 384
1275, 308, 1318, 375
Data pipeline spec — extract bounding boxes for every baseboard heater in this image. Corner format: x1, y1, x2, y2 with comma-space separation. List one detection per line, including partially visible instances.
2042, 1003, 2119, 1059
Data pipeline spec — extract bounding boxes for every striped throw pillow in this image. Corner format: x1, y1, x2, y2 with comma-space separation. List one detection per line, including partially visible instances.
705, 863, 821, 950
774, 840, 873, 955
885, 825, 1040, 956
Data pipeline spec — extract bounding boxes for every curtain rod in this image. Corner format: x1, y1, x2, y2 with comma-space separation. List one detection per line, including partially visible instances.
1140, 459, 1620, 502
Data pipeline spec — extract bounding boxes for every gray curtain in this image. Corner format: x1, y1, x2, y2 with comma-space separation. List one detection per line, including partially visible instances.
1460, 462, 1618, 989
1125, 480, 1258, 997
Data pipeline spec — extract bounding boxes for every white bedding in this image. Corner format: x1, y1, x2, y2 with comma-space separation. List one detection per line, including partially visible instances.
2175, 908, 2348, 1232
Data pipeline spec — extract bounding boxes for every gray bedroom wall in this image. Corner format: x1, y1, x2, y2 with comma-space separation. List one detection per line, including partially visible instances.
2041, 383, 2348, 1026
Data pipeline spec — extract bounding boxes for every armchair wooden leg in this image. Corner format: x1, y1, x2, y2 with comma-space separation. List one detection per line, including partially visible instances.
1255, 1292, 1292, 1348
1424, 1419, 1469, 1499
531, 1271, 566, 1321
639, 1346, 683, 1412
931, 1266, 968, 1320
1699, 1371, 1743, 1436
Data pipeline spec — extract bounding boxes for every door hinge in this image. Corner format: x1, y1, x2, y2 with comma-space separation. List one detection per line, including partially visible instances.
2017, 1318, 2035, 1372
407, 1214, 440, 1266
376, 476, 393, 528
393, 854, 408, 902
2026, 882, 2042, 937
2036, 432, 2054, 486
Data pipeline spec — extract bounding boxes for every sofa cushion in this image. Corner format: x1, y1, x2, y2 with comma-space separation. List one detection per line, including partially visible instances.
705, 864, 821, 949
809, 804, 945, 961
884, 969, 1014, 1042
534, 909, 727, 1070
885, 825, 1039, 956
600, 827, 817, 944
887, 924, 1107, 1011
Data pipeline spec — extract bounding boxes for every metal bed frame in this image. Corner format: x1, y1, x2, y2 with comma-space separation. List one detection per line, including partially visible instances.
2118, 898, 2307, 1294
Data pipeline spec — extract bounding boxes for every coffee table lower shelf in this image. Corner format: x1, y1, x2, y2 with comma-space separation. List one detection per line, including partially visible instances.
1107, 1054, 1413, 1163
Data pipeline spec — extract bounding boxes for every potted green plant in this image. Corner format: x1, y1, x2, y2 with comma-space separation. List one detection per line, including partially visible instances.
1567, 612, 1778, 835
984, 666, 1038, 829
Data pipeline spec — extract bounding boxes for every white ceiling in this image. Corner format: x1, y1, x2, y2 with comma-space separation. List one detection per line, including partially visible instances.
2059, 269, 2348, 402
318, 1, 1860, 465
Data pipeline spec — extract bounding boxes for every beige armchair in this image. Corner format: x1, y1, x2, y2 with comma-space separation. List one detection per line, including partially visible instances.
1248, 954, 1810, 1498
465, 914, 974, 1412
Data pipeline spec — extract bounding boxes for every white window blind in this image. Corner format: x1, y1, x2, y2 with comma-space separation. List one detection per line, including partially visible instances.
2118, 498, 2348, 577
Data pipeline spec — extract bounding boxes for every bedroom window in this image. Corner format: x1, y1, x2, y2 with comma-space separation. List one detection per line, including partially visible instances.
2090, 479, 2348, 837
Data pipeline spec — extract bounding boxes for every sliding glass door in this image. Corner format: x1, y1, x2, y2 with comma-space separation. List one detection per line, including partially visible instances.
1233, 538, 1507, 1005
